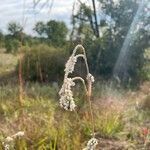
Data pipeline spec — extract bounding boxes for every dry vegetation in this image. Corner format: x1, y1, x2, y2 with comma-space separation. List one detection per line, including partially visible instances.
0, 50, 150, 149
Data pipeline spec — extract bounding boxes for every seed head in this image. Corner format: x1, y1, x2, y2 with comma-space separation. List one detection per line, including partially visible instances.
64, 56, 77, 75
83, 137, 98, 150
3, 131, 24, 150
59, 78, 76, 111
4, 144, 10, 150
87, 73, 95, 83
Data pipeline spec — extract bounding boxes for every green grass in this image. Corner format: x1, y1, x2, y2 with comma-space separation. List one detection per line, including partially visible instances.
0, 82, 149, 149
0, 52, 150, 149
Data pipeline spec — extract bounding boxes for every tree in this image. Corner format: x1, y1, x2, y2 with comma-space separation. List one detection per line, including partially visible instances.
5, 37, 20, 53
72, 0, 100, 39
5, 22, 24, 53
34, 21, 46, 37
8, 22, 23, 38
33, 20, 68, 46
46, 20, 68, 46
72, 0, 150, 84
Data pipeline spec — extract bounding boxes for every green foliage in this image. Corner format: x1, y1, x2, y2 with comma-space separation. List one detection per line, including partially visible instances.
20, 44, 67, 82
46, 20, 68, 46
34, 21, 46, 37
34, 20, 68, 47
141, 48, 150, 80
6, 22, 26, 51
95, 111, 123, 137
0, 30, 4, 48
73, 0, 149, 84
0, 76, 150, 149
7, 22, 23, 37
0, 96, 57, 149
81, 102, 124, 138
5, 38, 20, 53
5, 39, 13, 53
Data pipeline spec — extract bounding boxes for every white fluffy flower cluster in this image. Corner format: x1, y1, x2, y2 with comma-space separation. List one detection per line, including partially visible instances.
3, 136, 13, 150
59, 78, 76, 111
3, 131, 24, 150
4, 144, 10, 150
64, 56, 77, 75
4, 131, 24, 143
87, 73, 95, 83
83, 137, 98, 150
12, 131, 24, 138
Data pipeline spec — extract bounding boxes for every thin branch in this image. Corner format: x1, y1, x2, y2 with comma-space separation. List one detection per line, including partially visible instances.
33, 0, 41, 8
48, 0, 54, 14
73, 15, 89, 22
77, 0, 84, 5
92, 0, 100, 37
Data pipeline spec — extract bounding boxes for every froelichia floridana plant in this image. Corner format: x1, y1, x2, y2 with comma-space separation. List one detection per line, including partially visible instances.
59, 44, 94, 111
59, 44, 98, 149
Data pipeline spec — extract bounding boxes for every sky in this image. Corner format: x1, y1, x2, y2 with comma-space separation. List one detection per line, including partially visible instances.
0, 0, 76, 35
0, 0, 149, 35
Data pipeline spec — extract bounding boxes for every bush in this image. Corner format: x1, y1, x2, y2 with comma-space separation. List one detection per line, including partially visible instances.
5, 39, 20, 53
19, 44, 67, 82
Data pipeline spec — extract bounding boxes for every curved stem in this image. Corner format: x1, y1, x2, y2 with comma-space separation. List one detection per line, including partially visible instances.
72, 44, 84, 55
72, 77, 88, 94
72, 45, 90, 74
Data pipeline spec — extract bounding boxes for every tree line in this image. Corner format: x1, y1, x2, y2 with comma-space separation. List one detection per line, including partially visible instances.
0, 0, 149, 85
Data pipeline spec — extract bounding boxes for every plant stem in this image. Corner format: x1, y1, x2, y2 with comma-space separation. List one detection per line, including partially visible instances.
73, 44, 95, 137
67, 44, 95, 137
72, 77, 88, 94
87, 78, 95, 137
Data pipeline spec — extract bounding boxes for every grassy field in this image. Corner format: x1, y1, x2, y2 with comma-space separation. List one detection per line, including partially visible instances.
0, 50, 18, 75
0, 52, 150, 149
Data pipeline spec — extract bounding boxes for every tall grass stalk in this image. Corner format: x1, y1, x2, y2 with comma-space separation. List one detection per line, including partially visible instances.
59, 44, 97, 149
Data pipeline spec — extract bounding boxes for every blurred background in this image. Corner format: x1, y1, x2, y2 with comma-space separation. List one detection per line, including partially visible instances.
0, 0, 150, 149
0, 0, 149, 85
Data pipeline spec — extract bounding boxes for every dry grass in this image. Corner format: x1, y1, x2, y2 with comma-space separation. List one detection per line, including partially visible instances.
0, 82, 150, 149
0, 52, 150, 149
0, 53, 18, 74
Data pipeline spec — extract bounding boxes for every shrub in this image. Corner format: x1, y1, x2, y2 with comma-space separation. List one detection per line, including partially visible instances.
20, 44, 67, 82
5, 39, 20, 53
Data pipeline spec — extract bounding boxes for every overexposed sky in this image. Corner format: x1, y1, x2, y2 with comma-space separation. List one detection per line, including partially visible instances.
0, 0, 148, 35
0, 0, 120, 35
0, 0, 76, 35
